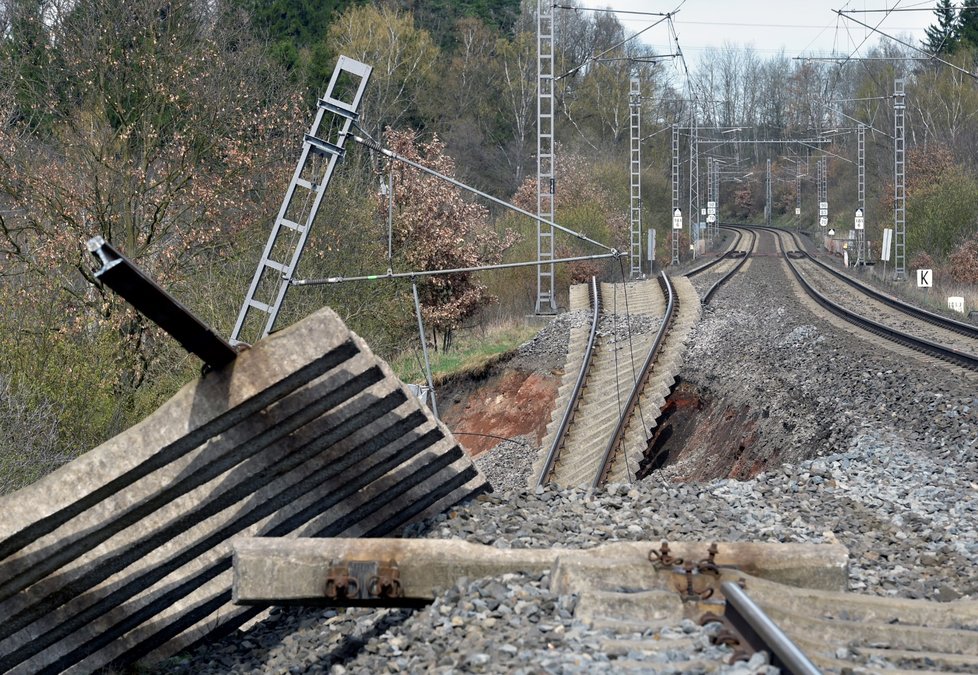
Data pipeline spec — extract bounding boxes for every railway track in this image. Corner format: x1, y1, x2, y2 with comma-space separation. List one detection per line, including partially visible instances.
749, 225, 978, 373
686, 226, 756, 304
533, 272, 699, 488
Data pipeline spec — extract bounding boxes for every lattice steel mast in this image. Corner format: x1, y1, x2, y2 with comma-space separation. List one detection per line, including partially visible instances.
629, 75, 642, 277
857, 123, 866, 265
765, 158, 772, 226
893, 78, 906, 280
671, 124, 681, 264
688, 114, 699, 258
536, 0, 557, 313
231, 57, 372, 345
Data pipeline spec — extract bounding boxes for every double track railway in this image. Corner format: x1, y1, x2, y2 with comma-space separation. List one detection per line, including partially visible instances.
752, 226, 978, 373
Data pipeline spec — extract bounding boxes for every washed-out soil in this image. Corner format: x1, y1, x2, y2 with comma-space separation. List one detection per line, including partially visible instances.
437, 362, 560, 458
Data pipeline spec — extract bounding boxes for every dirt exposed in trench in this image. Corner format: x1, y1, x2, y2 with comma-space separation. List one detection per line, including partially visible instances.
437, 363, 560, 458
639, 379, 771, 481
436, 348, 769, 481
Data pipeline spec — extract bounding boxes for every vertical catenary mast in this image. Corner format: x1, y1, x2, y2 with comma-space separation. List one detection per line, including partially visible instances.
796, 159, 802, 226
857, 123, 866, 265
893, 78, 906, 280
629, 76, 643, 277
671, 124, 681, 264
536, 0, 557, 313
765, 158, 772, 226
688, 116, 699, 258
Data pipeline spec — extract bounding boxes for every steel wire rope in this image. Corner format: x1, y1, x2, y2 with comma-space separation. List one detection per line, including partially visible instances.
553, 5, 673, 18
839, 1, 901, 69
452, 431, 535, 450
347, 122, 614, 252
837, 9, 978, 80
553, 9, 678, 82
614, 258, 654, 483
610, 278, 625, 461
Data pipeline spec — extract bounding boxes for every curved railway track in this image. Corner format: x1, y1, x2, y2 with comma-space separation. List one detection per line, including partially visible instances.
686, 226, 756, 304
534, 272, 699, 489
748, 225, 978, 372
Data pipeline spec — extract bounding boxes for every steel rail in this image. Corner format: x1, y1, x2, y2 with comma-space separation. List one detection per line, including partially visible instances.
720, 581, 821, 675
592, 271, 676, 489
702, 227, 756, 305
761, 227, 978, 372
685, 226, 743, 278
797, 244, 978, 341
536, 277, 601, 487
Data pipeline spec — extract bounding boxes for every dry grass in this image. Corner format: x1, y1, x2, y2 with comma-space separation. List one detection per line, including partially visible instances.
390, 317, 539, 384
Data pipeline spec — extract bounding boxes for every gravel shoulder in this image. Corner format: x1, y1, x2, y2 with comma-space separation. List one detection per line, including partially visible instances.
153, 252, 978, 674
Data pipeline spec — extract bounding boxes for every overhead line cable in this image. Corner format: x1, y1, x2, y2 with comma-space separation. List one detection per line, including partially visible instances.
292, 252, 619, 286
554, 11, 677, 81
836, 9, 978, 81
838, 1, 902, 69
819, 102, 893, 138
349, 132, 613, 252
553, 4, 671, 17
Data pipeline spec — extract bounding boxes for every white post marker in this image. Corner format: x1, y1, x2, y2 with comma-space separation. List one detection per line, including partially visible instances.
672, 208, 683, 230
881, 228, 893, 261
917, 269, 933, 288
854, 208, 864, 230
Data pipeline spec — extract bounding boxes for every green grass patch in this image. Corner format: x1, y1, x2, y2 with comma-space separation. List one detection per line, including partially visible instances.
390, 321, 539, 384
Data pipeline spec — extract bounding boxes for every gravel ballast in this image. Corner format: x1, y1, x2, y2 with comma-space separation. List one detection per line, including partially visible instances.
154, 251, 978, 674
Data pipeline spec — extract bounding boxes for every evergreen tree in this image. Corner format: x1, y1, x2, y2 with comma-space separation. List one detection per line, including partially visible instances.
925, 0, 958, 54
958, 0, 978, 51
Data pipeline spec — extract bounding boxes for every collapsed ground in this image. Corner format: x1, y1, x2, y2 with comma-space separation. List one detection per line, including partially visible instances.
158, 246, 978, 673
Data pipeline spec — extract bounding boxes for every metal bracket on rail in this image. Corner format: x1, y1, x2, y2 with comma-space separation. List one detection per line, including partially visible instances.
698, 578, 821, 674
648, 542, 730, 605
324, 559, 405, 602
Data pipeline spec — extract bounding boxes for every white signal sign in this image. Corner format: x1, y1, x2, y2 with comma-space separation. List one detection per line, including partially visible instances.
819, 201, 828, 209
881, 228, 893, 261
854, 208, 865, 230
819, 208, 828, 216
701, 207, 707, 216
707, 201, 716, 208
795, 207, 801, 215
917, 269, 933, 288
707, 214, 716, 223
672, 208, 683, 230
819, 216, 828, 227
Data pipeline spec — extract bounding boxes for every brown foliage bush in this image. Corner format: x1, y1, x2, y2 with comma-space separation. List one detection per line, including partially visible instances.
949, 235, 978, 283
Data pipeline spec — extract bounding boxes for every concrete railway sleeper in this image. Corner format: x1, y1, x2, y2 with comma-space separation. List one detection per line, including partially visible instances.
533, 272, 700, 489
0, 307, 488, 673
231, 537, 978, 673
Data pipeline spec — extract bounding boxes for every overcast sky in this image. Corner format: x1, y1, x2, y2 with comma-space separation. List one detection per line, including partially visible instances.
595, 1, 936, 63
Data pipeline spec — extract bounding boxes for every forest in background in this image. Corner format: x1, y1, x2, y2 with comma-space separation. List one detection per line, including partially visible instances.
2, 0, 978, 491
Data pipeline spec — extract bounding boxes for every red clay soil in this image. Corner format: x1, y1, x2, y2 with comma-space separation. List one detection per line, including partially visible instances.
438, 368, 559, 458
